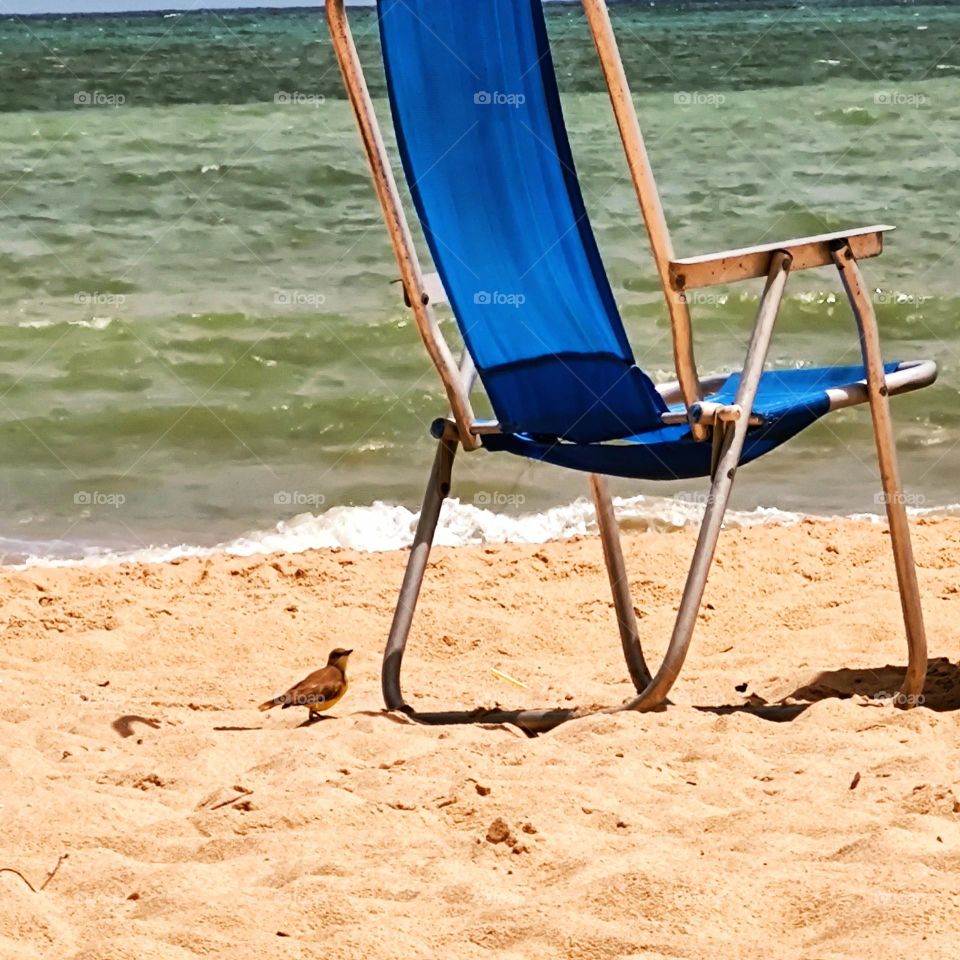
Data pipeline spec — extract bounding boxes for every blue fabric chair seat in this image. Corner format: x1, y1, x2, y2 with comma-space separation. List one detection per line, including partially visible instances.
481, 363, 898, 481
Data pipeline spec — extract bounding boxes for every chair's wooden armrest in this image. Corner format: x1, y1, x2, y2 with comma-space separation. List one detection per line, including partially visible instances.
669, 224, 894, 291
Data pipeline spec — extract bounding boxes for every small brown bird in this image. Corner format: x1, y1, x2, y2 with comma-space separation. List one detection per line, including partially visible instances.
259, 648, 352, 720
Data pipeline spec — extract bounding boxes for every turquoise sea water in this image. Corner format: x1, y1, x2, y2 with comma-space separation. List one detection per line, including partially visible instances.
0, 2, 958, 562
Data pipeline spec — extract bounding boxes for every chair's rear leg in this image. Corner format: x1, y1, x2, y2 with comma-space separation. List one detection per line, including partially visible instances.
589, 474, 652, 691
619, 251, 793, 712
382, 437, 457, 711
833, 243, 928, 706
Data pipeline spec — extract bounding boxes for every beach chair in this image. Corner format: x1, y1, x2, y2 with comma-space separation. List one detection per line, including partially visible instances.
327, 0, 937, 731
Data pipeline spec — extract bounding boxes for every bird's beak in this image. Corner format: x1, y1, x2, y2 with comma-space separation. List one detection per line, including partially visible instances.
343, 649, 353, 656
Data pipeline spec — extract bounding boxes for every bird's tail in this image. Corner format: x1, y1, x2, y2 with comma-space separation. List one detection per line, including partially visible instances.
258, 698, 278, 712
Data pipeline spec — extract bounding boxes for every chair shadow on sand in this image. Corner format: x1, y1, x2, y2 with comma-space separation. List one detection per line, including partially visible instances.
343, 660, 960, 736
700, 656, 960, 722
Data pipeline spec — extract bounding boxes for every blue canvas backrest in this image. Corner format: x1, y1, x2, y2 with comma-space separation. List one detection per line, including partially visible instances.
378, 0, 667, 443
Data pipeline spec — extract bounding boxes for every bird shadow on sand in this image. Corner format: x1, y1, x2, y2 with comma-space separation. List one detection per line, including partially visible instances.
111, 715, 162, 738
211, 717, 334, 731
697, 657, 960, 721
297, 714, 335, 728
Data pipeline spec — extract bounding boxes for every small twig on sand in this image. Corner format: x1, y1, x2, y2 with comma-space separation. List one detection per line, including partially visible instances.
0, 853, 69, 894
210, 791, 254, 811
0, 868, 37, 893
39, 854, 68, 891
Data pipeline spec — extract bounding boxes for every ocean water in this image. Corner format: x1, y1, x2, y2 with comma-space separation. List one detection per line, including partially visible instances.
0, 1, 958, 564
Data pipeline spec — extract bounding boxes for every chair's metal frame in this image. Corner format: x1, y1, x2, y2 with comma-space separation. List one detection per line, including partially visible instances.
327, 0, 934, 732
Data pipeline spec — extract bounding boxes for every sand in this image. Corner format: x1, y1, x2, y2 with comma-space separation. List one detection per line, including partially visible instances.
2, 516, 960, 959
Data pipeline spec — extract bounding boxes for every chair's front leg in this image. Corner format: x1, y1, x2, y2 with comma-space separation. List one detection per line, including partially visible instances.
619, 250, 793, 712
832, 243, 928, 706
382, 437, 457, 711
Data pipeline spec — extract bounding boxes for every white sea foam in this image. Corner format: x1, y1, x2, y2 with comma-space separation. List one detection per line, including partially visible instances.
17, 316, 114, 330
72, 316, 114, 330
12, 496, 960, 570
